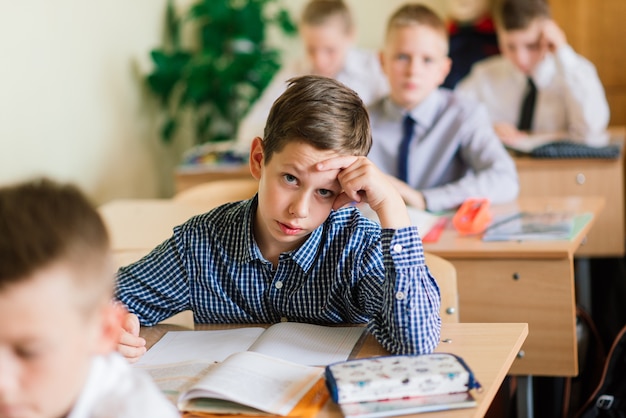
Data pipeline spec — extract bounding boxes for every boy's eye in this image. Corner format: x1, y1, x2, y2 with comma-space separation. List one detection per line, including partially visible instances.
423, 57, 433, 64
15, 346, 42, 360
283, 174, 297, 184
318, 189, 334, 198
396, 53, 411, 62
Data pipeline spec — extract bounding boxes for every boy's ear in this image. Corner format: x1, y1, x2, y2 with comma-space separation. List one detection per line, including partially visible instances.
378, 50, 386, 72
93, 301, 126, 355
249, 136, 265, 180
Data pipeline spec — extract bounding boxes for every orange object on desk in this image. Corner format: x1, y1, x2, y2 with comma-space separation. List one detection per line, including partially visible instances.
452, 198, 492, 235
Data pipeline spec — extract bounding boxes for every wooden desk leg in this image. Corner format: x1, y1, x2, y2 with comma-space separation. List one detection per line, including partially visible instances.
575, 257, 592, 313
517, 376, 534, 418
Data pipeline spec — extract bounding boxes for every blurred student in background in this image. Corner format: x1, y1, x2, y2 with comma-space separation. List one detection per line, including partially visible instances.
442, 0, 499, 89
367, 3, 518, 212
457, 0, 609, 145
235, 0, 388, 153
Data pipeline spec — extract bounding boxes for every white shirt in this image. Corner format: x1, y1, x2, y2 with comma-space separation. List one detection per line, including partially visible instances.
68, 353, 180, 418
368, 89, 519, 212
456, 45, 610, 145
233, 48, 389, 154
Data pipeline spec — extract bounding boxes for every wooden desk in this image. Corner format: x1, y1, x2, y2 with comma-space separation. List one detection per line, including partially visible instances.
514, 146, 624, 257
141, 322, 528, 418
99, 199, 208, 252
424, 196, 604, 377
175, 164, 251, 193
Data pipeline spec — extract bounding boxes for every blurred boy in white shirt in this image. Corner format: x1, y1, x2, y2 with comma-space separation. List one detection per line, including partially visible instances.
457, 0, 609, 145
0, 179, 179, 418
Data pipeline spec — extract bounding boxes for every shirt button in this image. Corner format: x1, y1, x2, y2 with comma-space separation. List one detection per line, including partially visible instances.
393, 244, 403, 253
395, 291, 406, 300
275, 281, 283, 289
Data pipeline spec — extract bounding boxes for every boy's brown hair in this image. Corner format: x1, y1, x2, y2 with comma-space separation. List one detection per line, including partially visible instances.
385, 4, 448, 49
0, 178, 111, 300
496, 0, 551, 31
262, 75, 372, 163
301, 0, 352, 32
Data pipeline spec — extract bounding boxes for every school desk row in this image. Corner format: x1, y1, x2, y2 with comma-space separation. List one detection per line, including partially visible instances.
100, 194, 604, 378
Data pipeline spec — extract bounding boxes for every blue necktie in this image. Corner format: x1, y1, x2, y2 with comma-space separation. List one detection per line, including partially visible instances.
398, 114, 415, 183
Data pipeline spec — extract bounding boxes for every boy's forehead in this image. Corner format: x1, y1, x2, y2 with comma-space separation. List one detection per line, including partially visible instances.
275, 140, 342, 162
387, 24, 449, 54
497, 18, 543, 39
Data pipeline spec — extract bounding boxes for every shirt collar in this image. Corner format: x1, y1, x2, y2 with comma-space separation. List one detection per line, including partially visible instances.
382, 89, 443, 129
228, 195, 324, 273
228, 196, 263, 264
504, 55, 553, 89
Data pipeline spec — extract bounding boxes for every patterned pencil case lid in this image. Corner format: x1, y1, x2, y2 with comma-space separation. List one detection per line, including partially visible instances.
325, 353, 481, 404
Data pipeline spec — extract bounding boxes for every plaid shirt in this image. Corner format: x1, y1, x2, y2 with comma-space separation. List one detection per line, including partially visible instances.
115, 197, 441, 354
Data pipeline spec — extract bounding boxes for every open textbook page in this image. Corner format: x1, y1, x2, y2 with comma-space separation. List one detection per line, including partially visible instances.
357, 203, 441, 237
134, 323, 364, 408
178, 351, 323, 415
136, 322, 365, 368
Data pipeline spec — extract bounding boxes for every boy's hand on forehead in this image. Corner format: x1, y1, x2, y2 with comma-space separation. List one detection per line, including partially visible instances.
539, 19, 567, 53
317, 155, 411, 229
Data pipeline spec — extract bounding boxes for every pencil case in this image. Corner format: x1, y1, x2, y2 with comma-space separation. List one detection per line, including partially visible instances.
452, 198, 492, 235
324, 353, 481, 404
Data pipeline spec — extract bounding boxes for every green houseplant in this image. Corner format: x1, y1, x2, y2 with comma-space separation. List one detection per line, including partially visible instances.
146, 0, 296, 145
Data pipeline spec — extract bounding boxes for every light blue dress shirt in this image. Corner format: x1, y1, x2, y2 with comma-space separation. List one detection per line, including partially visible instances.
367, 89, 519, 212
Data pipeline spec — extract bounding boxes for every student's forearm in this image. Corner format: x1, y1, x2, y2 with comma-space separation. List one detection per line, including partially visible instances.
556, 46, 610, 142
370, 230, 441, 354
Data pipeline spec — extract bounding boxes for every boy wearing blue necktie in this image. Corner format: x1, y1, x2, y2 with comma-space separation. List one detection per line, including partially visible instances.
367, 4, 518, 212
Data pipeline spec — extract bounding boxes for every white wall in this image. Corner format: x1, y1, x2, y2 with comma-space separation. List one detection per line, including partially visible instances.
0, 0, 446, 204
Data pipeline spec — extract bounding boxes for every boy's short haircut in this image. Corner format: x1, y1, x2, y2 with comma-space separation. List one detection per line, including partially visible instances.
0, 178, 110, 299
496, 0, 551, 31
385, 4, 448, 49
262, 75, 372, 163
301, 0, 353, 32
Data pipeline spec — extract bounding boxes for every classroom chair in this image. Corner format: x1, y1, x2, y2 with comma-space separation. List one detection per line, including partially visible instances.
424, 252, 460, 323
173, 178, 258, 209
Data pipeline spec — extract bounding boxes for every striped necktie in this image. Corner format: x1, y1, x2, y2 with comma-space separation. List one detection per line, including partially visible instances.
398, 114, 415, 183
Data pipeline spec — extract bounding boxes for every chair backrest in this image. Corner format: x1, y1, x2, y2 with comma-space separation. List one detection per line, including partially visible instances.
173, 178, 258, 210
424, 252, 459, 323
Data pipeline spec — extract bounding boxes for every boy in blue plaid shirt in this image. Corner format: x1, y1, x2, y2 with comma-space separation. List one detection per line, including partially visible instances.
116, 75, 441, 361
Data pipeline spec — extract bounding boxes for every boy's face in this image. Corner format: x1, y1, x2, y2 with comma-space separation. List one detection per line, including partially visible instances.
497, 19, 546, 75
0, 263, 119, 418
380, 25, 451, 110
300, 19, 354, 78
250, 137, 343, 258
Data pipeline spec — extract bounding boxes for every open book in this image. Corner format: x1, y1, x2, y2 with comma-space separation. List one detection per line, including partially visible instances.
177, 351, 323, 415
357, 203, 444, 241
135, 322, 365, 415
482, 211, 589, 241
